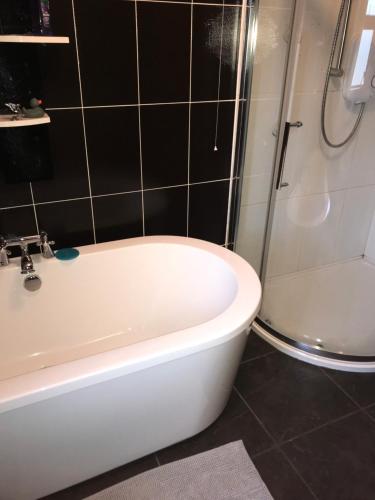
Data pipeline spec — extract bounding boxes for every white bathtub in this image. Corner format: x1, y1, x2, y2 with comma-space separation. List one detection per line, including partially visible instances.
0, 236, 261, 499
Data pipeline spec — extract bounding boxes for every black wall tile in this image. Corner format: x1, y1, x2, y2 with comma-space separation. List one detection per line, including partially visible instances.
0, 44, 41, 104
144, 186, 187, 236
0, 178, 31, 209
141, 104, 189, 189
0, 1, 33, 34
0, 1, 242, 252
0, 205, 38, 257
36, 199, 94, 249
36, 0, 81, 108
0, 124, 52, 183
74, 0, 138, 106
190, 102, 235, 183
93, 192, 143, 243
32, 110, 89, 203
138, 3, 190, 103
189, 180, 229, 244
85, 107, 141, 196
0, 206, 37, 238
0, 2, 79, 109
192, 6, 240, 101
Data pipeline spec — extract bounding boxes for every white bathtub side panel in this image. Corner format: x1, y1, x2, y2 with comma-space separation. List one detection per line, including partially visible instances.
0, 332, 247, 500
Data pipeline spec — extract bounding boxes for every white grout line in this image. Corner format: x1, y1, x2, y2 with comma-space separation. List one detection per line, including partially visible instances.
0, 203, 35, 211
213, 0, 225, 151
225, 0, 247, 246
190, 177, 232, 186
71, 0, 97, 244
134, 0, 146, 236
143, 99, 237, 105
29, 183, 40, 235
45, 99, 237, 112
45, 106, 82, 111
144, 183, 189, 192
194, 0, 242, 5
92, 190, 140, 199
35, 196, 91, 206
0, 179, 239, 212
187, 2, 193, 236
134, 0, 243, 7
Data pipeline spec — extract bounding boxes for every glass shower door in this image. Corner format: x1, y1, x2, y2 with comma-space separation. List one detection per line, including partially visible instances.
236, 0, 296, 274
256, 0, 375, 358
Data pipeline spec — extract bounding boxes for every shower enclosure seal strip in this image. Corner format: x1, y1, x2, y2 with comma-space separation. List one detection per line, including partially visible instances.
255, 317, 375, 363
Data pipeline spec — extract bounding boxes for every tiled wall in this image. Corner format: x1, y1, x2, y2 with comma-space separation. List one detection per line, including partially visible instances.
366, 213, 375, 263
237, 0, 375, 277
0, 0, 244, 251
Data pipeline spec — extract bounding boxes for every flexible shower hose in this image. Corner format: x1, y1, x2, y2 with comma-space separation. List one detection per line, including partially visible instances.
321, 0, 365, 148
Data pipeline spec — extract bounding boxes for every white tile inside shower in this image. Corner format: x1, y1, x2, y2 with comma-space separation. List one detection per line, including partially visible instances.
267, 196, 302, 276
336, 186, 375, 261
241, 172, 272, 206
236, 202, 268, 274
243, 98, 279, 177
237, 3, 294, 276
365, 212, 375, 263
250, 6, 292, 99
238, 0, 375, 279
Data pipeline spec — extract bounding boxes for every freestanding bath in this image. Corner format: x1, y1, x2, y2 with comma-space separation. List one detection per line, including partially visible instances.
0, 236, 261, 499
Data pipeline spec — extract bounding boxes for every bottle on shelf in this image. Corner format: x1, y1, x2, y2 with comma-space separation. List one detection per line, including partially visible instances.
30, 0, 52, 35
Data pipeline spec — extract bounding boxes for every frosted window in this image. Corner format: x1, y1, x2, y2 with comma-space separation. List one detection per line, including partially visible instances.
367, 0, 375, 16
352, 30, 373, 86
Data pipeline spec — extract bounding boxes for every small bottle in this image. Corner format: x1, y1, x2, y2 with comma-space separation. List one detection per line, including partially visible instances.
39, 0, 52, 35
30, 0, 52, 35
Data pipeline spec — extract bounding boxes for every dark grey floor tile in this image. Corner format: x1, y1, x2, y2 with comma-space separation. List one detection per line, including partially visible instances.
42, 454, 158, 499
323, 368, 375, 408
157, 390, 273, 465
235, 351, 356, 443
282, 412, 375, 500
241, 331, 275, 363
253, 449, 316, 500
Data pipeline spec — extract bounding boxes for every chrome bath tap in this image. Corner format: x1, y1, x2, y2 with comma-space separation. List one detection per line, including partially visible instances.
0, 232, 55, 291
20, 244, 35, 274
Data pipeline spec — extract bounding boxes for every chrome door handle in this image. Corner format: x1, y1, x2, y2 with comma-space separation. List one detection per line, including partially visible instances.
276, 121, 303, 190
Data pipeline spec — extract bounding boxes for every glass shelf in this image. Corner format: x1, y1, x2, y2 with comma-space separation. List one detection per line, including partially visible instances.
0, 35, 69, 44
0, 113, 51, 128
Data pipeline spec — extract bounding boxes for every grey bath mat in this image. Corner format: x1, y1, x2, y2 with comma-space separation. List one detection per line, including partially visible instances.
86, 441, 273, 500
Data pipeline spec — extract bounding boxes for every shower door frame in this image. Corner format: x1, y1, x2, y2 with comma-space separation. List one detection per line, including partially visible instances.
234, 0, 375, 365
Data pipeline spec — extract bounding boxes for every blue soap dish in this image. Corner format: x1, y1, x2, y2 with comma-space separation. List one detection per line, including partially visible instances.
55, 248, 80, 261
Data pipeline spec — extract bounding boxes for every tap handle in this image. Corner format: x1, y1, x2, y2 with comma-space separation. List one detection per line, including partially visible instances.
38, 230, 55, 258
40, 230, 55, 242
0, 236, 11, 266
40, 231, 48, 243
39, 231, 55, 245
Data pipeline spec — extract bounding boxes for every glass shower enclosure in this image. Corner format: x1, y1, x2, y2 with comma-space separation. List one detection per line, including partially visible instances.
236, 0, 375, 370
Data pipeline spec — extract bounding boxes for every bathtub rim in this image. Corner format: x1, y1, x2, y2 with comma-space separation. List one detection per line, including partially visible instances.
0, 236, 261, 414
